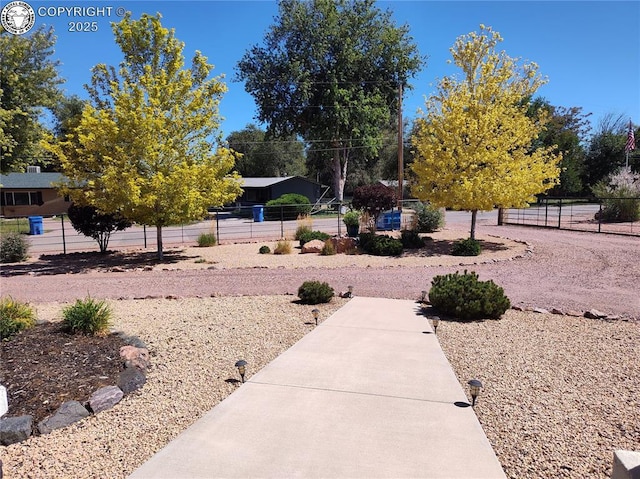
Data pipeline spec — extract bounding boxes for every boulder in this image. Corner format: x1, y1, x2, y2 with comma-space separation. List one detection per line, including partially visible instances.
120, 345, 150, 372
0, 415, 32, 445
584, 309, 607, 319
301, 239, 325, 254
38, 401, 90, 435
88, 386, 124, 414
118, 367, 146, 394
330, 237, 357, 253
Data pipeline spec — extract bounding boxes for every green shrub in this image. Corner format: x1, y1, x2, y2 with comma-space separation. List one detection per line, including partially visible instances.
197, 233, 217, 247
0, 296, 36, 340
342, 210, 360, 226
274, 240, 292, 255
265, 193, 312, 221
410, 201, 444, 233
298, 230, 330, 247
297, 281, 334, 304
62, 297, 113, 336
295, 225, 312, 240
400, 230, 425, 249
451, 238, 481, 256
359, 234, 403, 256
429, 270, 510, 320
0, 232, 29, 263
321, 240, 336, 256
259, 245, 271, 254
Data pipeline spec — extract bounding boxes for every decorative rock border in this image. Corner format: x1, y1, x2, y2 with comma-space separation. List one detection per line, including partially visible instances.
0, 335, 150, 446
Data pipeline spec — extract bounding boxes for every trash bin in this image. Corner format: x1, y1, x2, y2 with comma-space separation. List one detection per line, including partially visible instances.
28, 216, 44, 235
252, 205, 264, 223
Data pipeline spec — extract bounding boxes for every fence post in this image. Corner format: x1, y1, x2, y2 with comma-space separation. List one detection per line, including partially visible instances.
598, 202, 602, 233
338, 203, 342, 237
216, 212, 220, 244
60, 215, 67, 255
557, 198, 562, 229
143, 225, 147, 248
280, 205, 284, 239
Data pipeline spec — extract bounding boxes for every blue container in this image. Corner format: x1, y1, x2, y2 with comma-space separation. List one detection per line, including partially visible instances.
252, 205, 264, 222
28, 216, 44, 235
378, 211, 401, 231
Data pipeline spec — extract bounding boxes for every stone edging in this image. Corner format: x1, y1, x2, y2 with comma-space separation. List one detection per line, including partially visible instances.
0, 334, 150, 446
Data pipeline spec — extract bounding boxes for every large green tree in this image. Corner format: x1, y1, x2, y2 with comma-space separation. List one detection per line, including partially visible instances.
236, 0, 423, 201
44, 13, 242, 259
226, 124, 306, 177
528, 98, 591, 196
0, 26, 63, 172
410, 26, 561, 239
584, 114, 638, 188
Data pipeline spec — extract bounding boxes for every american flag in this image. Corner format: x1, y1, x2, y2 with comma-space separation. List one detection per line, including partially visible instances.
625, 120, 636, 152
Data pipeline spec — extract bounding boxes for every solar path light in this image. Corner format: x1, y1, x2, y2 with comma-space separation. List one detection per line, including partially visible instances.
312, 308, 320, 326
347, 285, 354, 298
235, 360, 248, 383
421, 290, 427, 302
468, 379, 483, 406
431, 316, 440, 334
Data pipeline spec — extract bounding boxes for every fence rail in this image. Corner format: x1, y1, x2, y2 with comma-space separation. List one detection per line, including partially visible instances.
502, 197, 639, 236
0, 203, 416, 255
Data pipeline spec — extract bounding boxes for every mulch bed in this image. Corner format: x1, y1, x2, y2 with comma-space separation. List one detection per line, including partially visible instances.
1, 322, 127, 427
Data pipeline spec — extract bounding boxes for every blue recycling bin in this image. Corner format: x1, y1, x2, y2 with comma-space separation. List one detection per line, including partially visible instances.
377, 211, 401, 231
28, 216, 44, 235
252, 205, 264, 222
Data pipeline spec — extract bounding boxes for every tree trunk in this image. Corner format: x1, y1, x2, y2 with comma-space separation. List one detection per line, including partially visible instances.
156, 225, 163, 260
470, 210, 477, 240
332, 144, 348, 201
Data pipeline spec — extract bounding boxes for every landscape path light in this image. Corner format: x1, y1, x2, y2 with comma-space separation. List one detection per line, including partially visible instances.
467, 379, 483, 406
312, 308, 320, 326
431, 316, 440, 334
421, 290, 427, 302
235, 360, 248, 383
347, 285, 354, 298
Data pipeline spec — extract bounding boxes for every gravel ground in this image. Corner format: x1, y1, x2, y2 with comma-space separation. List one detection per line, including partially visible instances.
1, 223, 639, 478
1, 297, 349, 479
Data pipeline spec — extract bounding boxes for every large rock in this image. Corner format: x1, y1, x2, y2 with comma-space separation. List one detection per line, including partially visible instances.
120, 345, 150, 372
88, 386, 124, 414
301, 239, 325, 254
0, 415, 32, 445
330, 237, 357, 253
118, 367, 146, 394
37, 401, 90, 435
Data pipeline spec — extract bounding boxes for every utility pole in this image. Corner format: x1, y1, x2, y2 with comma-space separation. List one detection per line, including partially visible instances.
397, 82, 403, 210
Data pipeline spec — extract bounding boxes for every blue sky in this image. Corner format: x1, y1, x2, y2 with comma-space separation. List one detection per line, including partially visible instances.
11, 0, 640, 137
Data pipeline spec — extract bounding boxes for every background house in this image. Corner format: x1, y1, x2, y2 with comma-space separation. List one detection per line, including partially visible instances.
237, 176, 325, 206
0, 171, 69, 218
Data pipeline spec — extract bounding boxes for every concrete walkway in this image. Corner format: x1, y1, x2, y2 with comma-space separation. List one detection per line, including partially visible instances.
129, 297, 506, 478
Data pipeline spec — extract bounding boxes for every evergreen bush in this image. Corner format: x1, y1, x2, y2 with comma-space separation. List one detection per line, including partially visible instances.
400, 230, 425, 249
451, 238, 481, 256
297, 280, 334, 304
62, 297, 113, 336
0, 232, 29, 263
259, 245, 271, 254
429, 270, 510, 320
0, 296, 36, 340
360, 234, 403, 256
265, 193, 311, 221
411, 202, 444, 232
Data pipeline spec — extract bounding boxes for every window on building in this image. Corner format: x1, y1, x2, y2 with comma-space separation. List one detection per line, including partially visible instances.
3, 191, 43, 206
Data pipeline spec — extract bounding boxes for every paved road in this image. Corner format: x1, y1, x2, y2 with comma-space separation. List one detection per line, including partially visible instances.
3, 210, 639, 317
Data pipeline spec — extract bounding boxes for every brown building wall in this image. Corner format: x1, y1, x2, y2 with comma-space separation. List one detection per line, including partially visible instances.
0, 189, 70, 218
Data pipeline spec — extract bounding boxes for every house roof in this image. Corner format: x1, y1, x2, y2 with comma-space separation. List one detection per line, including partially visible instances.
0, 172, 65, 189
240, 176, 320, 188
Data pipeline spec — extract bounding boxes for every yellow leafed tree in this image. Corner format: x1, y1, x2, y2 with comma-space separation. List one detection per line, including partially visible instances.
410, 25, 561, 239
44, 13, 242, 259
